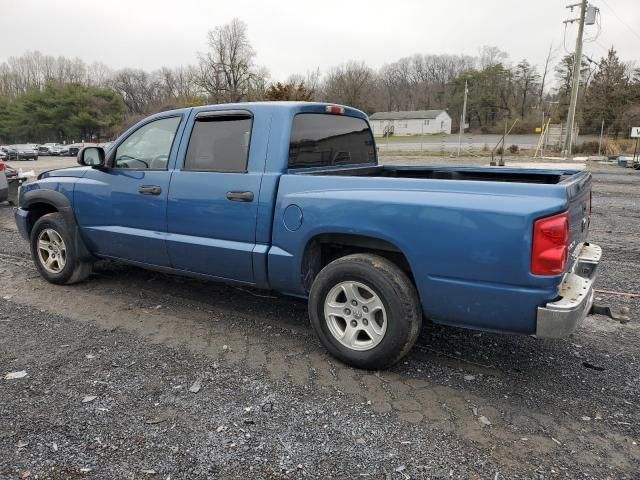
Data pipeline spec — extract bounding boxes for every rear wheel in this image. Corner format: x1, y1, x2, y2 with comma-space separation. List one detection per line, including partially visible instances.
308, 254, 422, 369
30, 212, 92, 285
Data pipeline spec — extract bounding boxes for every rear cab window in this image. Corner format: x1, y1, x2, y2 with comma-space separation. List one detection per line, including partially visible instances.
288, 113, 376, 169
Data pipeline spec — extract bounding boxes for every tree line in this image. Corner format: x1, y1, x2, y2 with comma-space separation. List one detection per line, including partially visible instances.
1, 18, 639, 143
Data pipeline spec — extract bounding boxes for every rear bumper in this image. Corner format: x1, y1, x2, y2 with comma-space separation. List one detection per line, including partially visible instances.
536, 243, 602, 338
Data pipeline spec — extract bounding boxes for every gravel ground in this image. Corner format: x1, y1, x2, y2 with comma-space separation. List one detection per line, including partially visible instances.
0, 160, 638, 479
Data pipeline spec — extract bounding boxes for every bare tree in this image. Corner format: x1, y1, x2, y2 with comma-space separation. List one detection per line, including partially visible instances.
321, 61, 376, 112
109, 68, 163, 113
376, 54, 476, 112
247, 65, 270, 101
538, 43, 557, 107
287, 69, 321, 100
197, 18, 261, 103
479, 46, 509, 69
379, 62, 404, 111
87, 62, 114, 87
514, 60, 540, 118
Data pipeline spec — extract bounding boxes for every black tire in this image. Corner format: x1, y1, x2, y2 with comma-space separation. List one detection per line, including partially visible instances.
30, 212, 92, 285
308, 253, 422, 369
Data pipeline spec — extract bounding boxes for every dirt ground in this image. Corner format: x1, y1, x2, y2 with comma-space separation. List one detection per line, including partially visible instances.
0, 159, 638, 479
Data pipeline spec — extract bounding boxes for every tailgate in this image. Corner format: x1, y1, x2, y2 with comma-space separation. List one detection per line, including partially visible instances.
562, 170, 592, 268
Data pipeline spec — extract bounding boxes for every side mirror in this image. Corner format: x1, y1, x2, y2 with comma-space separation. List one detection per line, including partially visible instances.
78, 146, 105, 167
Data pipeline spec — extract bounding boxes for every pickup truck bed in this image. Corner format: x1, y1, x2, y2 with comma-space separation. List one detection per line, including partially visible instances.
15, 101, 600, 369
273, 162, 593, 335
303, 164, 574, 184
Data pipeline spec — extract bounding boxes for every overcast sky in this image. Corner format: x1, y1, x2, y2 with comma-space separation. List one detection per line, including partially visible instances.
2, 0, 639, 79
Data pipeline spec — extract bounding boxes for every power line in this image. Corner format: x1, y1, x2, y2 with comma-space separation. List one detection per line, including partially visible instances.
593, 39, 610, 53
562, 22, 572, 55
600, 0, 640, 42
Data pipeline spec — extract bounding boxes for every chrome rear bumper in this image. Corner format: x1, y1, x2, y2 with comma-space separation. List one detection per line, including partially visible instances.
536, 243, 602, 338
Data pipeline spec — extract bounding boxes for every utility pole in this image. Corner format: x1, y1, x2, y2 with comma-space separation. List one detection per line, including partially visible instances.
562, 0, 588, 156
457, 80, 468, 157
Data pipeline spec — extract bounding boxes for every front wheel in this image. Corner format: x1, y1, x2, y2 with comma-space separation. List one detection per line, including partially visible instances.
30, 212, 92, 284
308, 254, 422, 369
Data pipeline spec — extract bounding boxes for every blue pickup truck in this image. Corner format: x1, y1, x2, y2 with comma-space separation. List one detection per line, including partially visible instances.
15, 102, 601, 369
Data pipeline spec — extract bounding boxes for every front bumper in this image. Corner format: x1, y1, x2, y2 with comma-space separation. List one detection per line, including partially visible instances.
14, 207, 30, 240
536, 243, 602, 338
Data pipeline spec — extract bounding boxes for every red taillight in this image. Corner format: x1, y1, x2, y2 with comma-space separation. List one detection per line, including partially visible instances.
0, 162, 5, 171
325, 105, 345, 114
531, 211, 569, 275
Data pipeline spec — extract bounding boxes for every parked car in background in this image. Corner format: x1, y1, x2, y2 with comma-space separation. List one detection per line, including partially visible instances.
68, 143, 99, 157
0, 149, 7, 160
68, 144, 79, 157
3, 145, 38, 161
1, 160, 21, 204
58, 145, 70, 156
0, 161, 8, 202
68, 144, 84, 157
38, 144, 50, 155
39, 143, 64, 156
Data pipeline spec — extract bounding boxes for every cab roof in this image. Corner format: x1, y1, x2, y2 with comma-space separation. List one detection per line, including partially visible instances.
156, 101, 368, 121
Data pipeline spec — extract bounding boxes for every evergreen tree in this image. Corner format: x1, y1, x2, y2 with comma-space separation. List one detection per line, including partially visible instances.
265, 82, 313, 101
554, 53, 590, 122
583, 48, 630, 135
0, 82, 125, 143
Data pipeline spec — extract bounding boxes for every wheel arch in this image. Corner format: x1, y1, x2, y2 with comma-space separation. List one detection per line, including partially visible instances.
21, 190, 94, 261
301, 232, 415, 293
21, 190, 71, 237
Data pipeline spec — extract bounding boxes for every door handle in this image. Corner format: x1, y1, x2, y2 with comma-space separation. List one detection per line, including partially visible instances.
139, 185, 162, 195
226, 191, 254, 202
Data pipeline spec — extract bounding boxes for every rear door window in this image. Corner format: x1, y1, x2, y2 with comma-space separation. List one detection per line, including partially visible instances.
184, 114, 252, 172
288, 113, 376, 169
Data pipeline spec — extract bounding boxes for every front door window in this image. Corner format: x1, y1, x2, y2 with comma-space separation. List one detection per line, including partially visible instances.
114, 117, 181, 170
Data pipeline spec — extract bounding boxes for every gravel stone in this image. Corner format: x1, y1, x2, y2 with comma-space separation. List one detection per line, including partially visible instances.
0, 164, 639, 478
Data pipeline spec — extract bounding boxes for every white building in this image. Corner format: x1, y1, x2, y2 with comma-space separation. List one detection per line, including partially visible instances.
369, 110, 452, 136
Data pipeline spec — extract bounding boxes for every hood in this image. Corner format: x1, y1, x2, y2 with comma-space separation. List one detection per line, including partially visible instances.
39, 166, 91, 179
